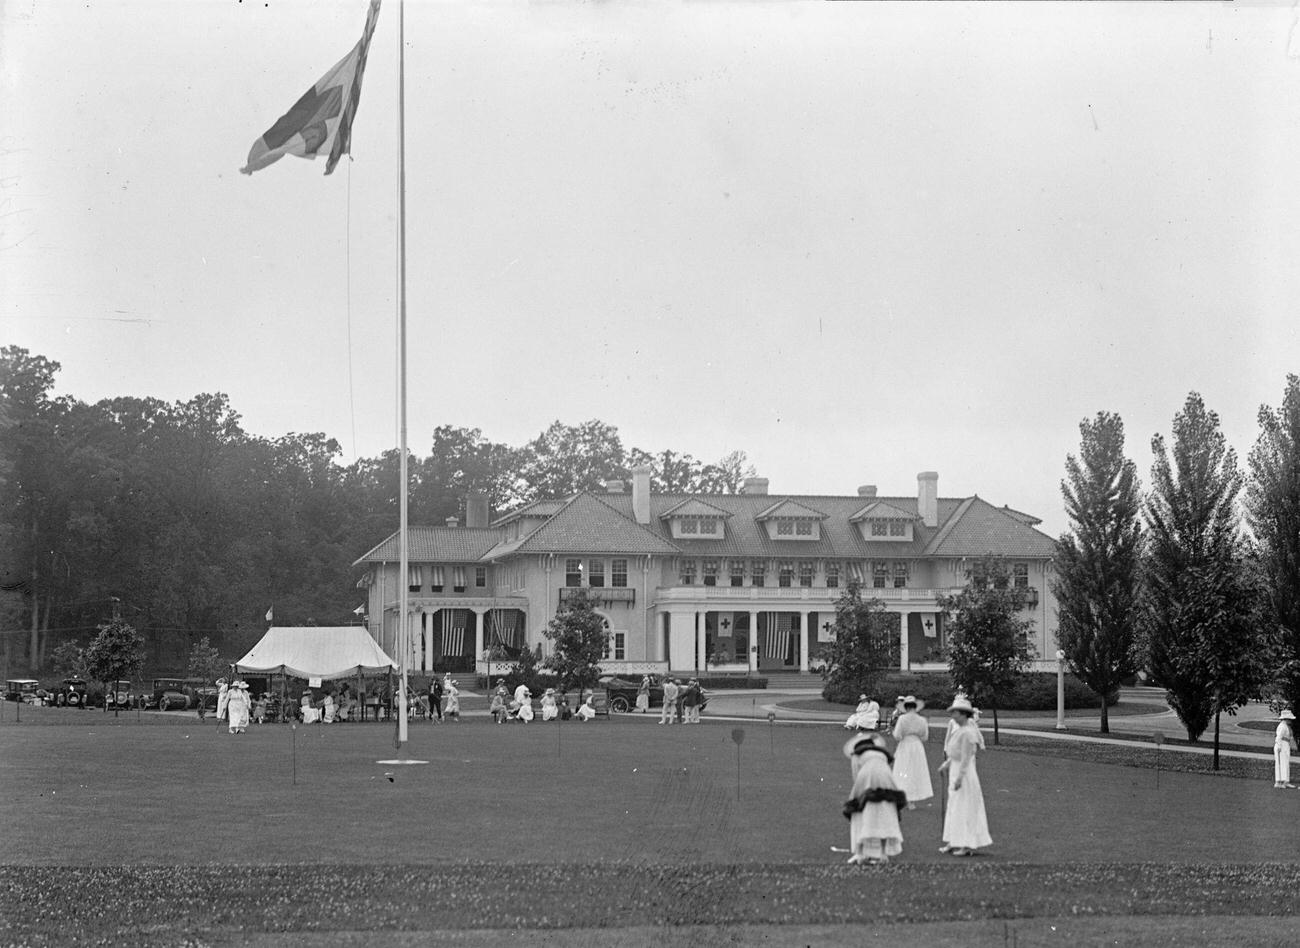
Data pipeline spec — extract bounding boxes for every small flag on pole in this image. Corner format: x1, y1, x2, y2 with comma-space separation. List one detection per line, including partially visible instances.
241, 0, 382, 176
265, 606, 274, 622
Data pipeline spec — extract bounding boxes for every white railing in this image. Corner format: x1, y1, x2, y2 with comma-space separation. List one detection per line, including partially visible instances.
656, 586, 960, 603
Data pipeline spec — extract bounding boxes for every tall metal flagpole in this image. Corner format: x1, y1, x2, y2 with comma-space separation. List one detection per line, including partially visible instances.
395, 0, 410, 747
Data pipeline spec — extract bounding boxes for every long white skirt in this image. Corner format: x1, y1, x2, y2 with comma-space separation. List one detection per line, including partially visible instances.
850, 801, 903, 857
892, 735, 934, 803
942, 761, 993, 849
517, 702, 534, 722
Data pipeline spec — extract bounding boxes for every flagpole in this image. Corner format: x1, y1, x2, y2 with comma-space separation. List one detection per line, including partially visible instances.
396, 0, 410, 747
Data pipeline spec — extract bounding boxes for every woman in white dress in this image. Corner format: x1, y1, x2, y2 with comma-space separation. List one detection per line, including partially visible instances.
1274, 709, 1297, 788
939, 695, 992, 856
215, 678, 230, 722
540, 688, 559, 721
575, 695, 597, 721
891, 696, 933, 807
513, 684, 534, 722
842, 733, 906, 864
226, 681, 251, 734
844, 694, 880, 731
444, 678, 460, 722
635, 676, 651, 714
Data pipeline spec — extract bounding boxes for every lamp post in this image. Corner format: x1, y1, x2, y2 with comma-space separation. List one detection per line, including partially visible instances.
1055, 649, 1066, 730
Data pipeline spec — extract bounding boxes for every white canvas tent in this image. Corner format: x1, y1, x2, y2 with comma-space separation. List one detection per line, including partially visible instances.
236, 627, 398, 680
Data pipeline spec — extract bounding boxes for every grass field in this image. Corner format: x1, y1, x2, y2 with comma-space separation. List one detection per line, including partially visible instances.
3, 707, 1299, 946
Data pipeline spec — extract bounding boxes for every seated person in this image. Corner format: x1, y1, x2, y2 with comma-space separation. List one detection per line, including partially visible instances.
322, 692, 337, 723
575, 695, 597, 721
489, 690, 507, 724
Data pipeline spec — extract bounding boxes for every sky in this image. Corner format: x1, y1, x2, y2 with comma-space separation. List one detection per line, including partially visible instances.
3, 0, 1299, 539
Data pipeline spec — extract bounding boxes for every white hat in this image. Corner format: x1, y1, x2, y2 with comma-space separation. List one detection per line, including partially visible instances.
947, 695, 976, 714
899, 695, 925, 711
1280, 710, 1296, 721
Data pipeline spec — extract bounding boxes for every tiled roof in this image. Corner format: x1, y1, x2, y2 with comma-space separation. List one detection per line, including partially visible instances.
490, 498, 567, 527
922, 497, 1057, 558
352, 527, 501, 566
507, 492, 681, 556
659, 497, 733, 519
754, 499, 828, 521
998, 505, 1043, 527
849, 501, 919, 522
599, 493, 965, 559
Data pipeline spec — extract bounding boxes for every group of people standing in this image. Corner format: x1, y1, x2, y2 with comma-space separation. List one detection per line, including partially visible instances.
657, 676, 705, 724
841, 693, 991, 865
214, 678, 251, 734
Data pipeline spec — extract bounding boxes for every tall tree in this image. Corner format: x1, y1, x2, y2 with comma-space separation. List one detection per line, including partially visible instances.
820, 580, 899, 703
1052, 412, 1144, 733
941, 556, 1035, 744
542, 589, 610, 695
1144, 392, 1270, 754
1247, 375, 1300, 714
517, 420, 628, 499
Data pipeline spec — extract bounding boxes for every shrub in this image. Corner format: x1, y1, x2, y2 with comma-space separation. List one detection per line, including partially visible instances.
824, 672, 1115, 710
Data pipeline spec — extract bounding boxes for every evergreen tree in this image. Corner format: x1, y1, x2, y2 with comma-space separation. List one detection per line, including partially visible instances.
1247, 374, 1300, 714
1052, 412, 1143, 733
820, 580, 898, 703
1144, 392, 1271, 756
941, 556, 1035, 744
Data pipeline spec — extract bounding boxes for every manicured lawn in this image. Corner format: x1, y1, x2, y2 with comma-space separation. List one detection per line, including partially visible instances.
2, 707, 1298, 946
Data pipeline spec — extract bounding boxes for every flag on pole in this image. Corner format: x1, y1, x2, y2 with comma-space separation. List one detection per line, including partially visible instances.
241, 0, 383, 176
265, 605, 274, 622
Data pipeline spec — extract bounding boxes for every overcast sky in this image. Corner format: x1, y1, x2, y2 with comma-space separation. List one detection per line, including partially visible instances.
3, 1, 1298, 538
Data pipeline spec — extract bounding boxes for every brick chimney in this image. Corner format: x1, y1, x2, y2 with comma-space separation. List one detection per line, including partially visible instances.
465, 493, 489, 528
605, 480, 625, 494
917, 471, 938, 528
741, 477, 769, 495
445, 516, 460, 528
857, 485, 877, 498
632, 466, 651, 524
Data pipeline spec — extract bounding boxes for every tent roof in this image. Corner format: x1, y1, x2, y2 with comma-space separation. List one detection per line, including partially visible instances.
235, 627, 397, 680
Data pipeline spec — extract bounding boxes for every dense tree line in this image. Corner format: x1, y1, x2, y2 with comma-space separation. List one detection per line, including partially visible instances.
1054, 381, 1300, 758
0, 346, 756, 675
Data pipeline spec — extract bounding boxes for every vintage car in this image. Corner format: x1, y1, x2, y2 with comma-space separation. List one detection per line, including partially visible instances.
48, 678, 90, 708
146, 678, 193, 711
4, 679, 42, 704
600, 675, 665, 714
105, 680, 135, 709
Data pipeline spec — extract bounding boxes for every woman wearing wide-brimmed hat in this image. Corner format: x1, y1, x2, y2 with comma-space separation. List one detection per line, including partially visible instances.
842, 733, 907, 864
1274, 709, 1297, 789
891, 696, 933, 807
938, 695, 992, 856
844, 694, 880, 731
540, 688, 559, 721
226, 681, 252, 734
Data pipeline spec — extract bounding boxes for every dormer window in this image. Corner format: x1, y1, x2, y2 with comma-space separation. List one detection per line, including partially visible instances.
862, 518, 913, 542
672, 515, 724, 539
770, 518, 819, 540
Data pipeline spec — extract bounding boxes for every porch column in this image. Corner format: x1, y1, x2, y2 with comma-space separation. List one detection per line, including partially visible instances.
696, 612, 707, 674
748, 610, 759, 674
667, 610, 695, 673
898, 610, 910, 671
473, 608, 486, 666
799, 609, 810, 672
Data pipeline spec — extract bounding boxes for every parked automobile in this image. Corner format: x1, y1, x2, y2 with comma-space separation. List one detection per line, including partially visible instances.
147, 678, 192, 711
105, 680, 135, 709
4, 679, 42, 704
600, 675, 664, 714
48, 678, 89, 708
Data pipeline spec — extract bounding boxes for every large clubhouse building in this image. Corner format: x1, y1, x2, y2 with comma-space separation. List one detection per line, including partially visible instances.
353, 470, 1059, 679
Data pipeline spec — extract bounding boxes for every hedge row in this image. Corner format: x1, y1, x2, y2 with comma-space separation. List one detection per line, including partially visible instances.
824, 671, 1116, 711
